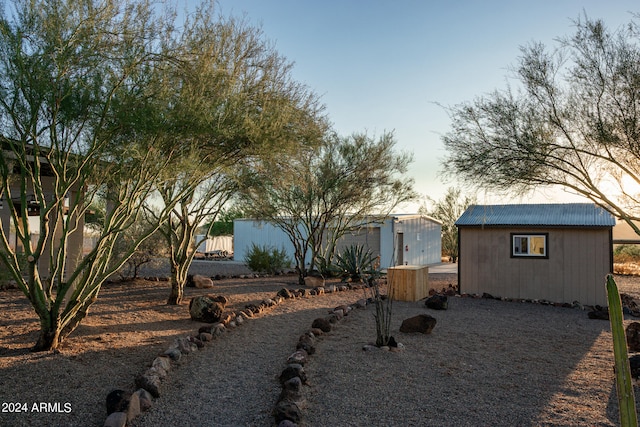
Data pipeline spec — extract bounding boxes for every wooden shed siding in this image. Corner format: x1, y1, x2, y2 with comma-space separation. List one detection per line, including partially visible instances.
459, 227, 610, 306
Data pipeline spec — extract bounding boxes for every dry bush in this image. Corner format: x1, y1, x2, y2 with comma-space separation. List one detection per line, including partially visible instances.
614, 263, 640, 276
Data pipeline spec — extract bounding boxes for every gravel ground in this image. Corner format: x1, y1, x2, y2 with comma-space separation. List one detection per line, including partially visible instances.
2, 261, 640, 426
130, 265, 640, 427
129, 288, 366, 427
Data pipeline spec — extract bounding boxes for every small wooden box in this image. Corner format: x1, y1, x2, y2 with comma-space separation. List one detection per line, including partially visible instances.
388, 265, 429, 302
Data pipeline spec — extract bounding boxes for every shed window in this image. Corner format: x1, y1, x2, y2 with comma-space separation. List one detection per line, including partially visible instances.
511, 233, 548, 258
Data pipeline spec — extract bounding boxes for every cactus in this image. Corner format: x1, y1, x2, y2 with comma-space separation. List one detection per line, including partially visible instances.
606, 274, 638, 427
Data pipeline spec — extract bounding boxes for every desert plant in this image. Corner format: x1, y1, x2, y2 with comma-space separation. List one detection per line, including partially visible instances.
370, 275, 394, 347
351, 256, 392, 347
614, 245, 640, 264
333, 245, 377, 282
245, 244, 291, 275
606, 274, 638, 427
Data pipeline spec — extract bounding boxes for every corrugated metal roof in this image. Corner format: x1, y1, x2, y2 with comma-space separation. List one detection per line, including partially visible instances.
455, 203, 615, 227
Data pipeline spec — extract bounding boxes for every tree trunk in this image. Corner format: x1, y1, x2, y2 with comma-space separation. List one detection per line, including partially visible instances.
167, 259, 188, 305
32, 324, 61, 352
167, 280, 183, 305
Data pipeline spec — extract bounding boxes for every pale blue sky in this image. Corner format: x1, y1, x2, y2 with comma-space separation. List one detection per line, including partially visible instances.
194, 1, 639, 211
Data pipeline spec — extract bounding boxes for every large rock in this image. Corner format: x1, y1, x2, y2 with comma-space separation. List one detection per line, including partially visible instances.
135, 370, 161, 398
279, 376, 304, 403
163, 348, 182, 362
279, 363, 307, 385
126, 392, 141, 423
193, 274, 214, 289
399, 314, 437, 334
296, 335, 315, 355
587, 308, 609, 320
273, 400, 302, 424
152, 356, 171, 374
627, 322, 640, 352
104, 411, 127, 427
135, 388, 153, 412
311, 317, 331, 333
425, 294, 448, 310
106, 389, 130, 415
630, 354, 640, 379
189, 295, 226, 323
277, 288, 294, 299
304, 276, 324, 288
287, 350, 308, 365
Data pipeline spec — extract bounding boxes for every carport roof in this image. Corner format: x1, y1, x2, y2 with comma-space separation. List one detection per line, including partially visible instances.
455, 203, 615, 227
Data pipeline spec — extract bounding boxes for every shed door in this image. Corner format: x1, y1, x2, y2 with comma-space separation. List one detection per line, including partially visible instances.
396, 232, 404, 265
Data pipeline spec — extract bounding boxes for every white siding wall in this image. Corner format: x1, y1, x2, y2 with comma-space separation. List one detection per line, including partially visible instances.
234, 215, 442, 270
392, 216, 442, 267
379, 219, 396, 269
233, 219, 300, 264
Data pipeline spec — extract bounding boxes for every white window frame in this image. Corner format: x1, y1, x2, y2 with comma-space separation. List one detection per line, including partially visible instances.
511, 233, 548, 258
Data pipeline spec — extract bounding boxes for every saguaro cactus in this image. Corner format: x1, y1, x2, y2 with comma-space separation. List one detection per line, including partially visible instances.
606, 274, 638, 427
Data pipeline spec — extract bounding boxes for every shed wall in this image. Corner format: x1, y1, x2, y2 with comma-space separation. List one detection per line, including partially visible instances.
459, 227, 611, 306
333, 227, 381, 261
393, 216, 442, 267
234, 216, 442, 271
233, 220, 299, 265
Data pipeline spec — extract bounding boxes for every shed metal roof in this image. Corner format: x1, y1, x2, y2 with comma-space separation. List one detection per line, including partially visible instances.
455, 203, 615, 227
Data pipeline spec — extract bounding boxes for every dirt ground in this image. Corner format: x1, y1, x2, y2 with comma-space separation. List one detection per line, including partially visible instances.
1, 265, 639, 426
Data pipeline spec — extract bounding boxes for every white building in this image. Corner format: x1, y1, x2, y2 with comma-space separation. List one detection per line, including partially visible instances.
233, 214, 442, 270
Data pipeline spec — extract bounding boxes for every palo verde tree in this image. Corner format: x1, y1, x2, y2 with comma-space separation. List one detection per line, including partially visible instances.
441, 13, 640, 233
419, 187, 475, 262
146, 6, 325, 304
239, 131, 416, 285
0, 0, 200, 351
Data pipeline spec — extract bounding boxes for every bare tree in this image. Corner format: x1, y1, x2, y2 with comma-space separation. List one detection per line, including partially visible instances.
441, 13, 640, 234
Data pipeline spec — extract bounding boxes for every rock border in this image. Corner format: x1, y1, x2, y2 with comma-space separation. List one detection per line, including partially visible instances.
272, 298, 369, 426
102, 276, 373, 427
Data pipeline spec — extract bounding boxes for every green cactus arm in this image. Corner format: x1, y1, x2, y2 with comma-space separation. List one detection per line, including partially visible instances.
606, 274, 638, 427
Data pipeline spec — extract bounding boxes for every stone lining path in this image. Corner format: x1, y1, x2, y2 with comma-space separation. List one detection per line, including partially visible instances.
129, 289, 365, 427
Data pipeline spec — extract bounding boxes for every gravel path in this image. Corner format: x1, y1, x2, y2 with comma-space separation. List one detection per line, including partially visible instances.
130, 289, 366, 427
132, 260, 378, 426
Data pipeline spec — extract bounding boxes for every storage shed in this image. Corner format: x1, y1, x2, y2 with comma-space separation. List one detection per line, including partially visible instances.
234, 214, 442, 270
455, 203, 615, 306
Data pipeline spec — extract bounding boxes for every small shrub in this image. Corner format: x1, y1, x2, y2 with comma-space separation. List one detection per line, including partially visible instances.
245, 243, 291, 274
614, 245, 640, 264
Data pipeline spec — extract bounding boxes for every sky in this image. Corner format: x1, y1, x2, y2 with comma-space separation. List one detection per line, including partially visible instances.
187, 1, 639, 212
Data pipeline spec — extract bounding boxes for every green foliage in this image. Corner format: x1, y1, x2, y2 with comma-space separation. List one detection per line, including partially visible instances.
84, 200, 106, 233
606, 275, 638, 426
614, 245, 640, 264
440, 14, 640, 230
420, 187, 474, 262
237, 131, 417, 286
0, 0, 181, 351
244, 243, 291, 275
203, 206, 245, 237
333, 244, 377, 282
